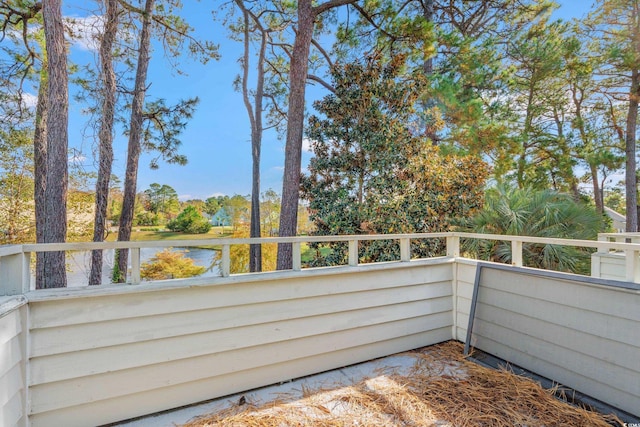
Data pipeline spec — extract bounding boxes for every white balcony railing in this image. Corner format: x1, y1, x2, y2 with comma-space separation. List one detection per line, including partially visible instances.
2, 232, 640, 295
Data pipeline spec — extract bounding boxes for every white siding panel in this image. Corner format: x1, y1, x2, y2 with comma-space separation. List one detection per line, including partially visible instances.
593, 253, 626, 280
30, 281, 452, 357
474, 331, 639, 416
481, 268, 640, 320
29, 264, 453, 328
29, 329, 450, 427
0, 391, 23, 427
30, 298, 452, 385
478, 286, 639, 348
0, 300, 26, 427
469, 266, 640, 417
27, 262, 454, 425
30, 314, 452, 415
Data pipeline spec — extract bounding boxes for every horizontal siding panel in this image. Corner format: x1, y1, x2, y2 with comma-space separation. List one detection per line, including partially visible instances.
0, 309, 21, 345
0, 334, 22, 380
1, 388, 24, 427
29, 329, 450, 427
29, 264, 453, 329
30, 282, 452, 357
473, 319, 639, 397
456, 295, 472, 315
597, 254, 625, 279
600, 258, 625, 271
473, 333, 639, 417
456, 281, 474, 301
468, 265, 640, 417
0, 306, 24, 427
478, 286, 640, 348
0, 361, 23, 408
456, 263, 477, 285
30, 298, 452, 385
481, 268, 640, 321
30, 313, 452, 414
475, 303, 639, 373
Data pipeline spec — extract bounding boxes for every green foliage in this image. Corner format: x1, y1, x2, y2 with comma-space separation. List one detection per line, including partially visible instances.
143, 183, 180, 217
460, 185, 605, 274
204, 196, 222, 216
0, 127, 34, 243
604, 188, 625, 215
111, 249, 124, 283
302, 55, 489, 266
214, 225, 277, 274
141, 97, 200, 169
134, 212, 161, 226
140, 249, 205, 280
166, 205, 211, 233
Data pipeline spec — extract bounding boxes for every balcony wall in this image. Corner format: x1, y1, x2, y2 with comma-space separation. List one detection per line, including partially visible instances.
1, 233, 640, 426
25, 258, 453, 427
468, 264, 640, 417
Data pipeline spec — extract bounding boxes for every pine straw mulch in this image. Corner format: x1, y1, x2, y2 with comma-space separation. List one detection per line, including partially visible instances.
182, 341, 625, 427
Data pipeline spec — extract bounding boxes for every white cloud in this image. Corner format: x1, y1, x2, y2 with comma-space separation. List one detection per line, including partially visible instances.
65, 15, 103, 51
21, 92, 38, 109
69, 153, 86, 163
302, 138, 313, 153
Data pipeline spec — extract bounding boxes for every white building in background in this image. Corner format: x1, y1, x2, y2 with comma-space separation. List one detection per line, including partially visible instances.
604, 207, 625, 232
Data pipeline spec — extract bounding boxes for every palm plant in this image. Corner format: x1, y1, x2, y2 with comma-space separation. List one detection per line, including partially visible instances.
460, 185, 605, 274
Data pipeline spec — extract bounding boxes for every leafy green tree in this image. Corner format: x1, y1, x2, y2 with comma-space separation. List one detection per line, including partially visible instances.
302, 55, 488, 265
260, 189, 280, 237
223, 194, 250, 232
0, 128, 34, 243
586, 0, 640, 231
502, 17, 573, 190
605, 187, 625, 214
204, 196, 222, 216
562, 29, 624, 213
167, 205, 211, 234
143, 183, 180, 219
460, 185, 605, 274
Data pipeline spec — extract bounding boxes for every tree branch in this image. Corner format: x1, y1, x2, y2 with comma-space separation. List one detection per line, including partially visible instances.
307, 74, 335, 93
313, 0, 357, 16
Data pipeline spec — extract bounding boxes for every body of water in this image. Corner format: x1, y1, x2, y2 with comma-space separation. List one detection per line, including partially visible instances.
61, 247, 220, 287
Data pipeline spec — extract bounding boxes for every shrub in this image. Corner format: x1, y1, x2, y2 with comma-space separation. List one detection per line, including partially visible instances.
140, 249, 206, 280
167, 206, 212, 233
134, 212, 161, 226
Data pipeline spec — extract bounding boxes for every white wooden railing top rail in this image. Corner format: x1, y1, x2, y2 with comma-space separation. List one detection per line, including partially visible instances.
1, 232, 640, 296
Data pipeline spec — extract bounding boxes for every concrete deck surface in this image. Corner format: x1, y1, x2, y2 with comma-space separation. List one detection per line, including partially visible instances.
110, 353, 428, 427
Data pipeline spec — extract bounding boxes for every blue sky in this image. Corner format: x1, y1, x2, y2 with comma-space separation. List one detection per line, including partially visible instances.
63, 0, 594, 201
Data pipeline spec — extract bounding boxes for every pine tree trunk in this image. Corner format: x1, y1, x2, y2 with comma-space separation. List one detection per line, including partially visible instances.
90, 0, 119, 285
34, 67, 48, 289
276, 0, 314, 270
625, 69, 639, 232
41, 0, 68, 289
249, 22, 267, 273
116, 0, 154, 282
590, 163, 603, 215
